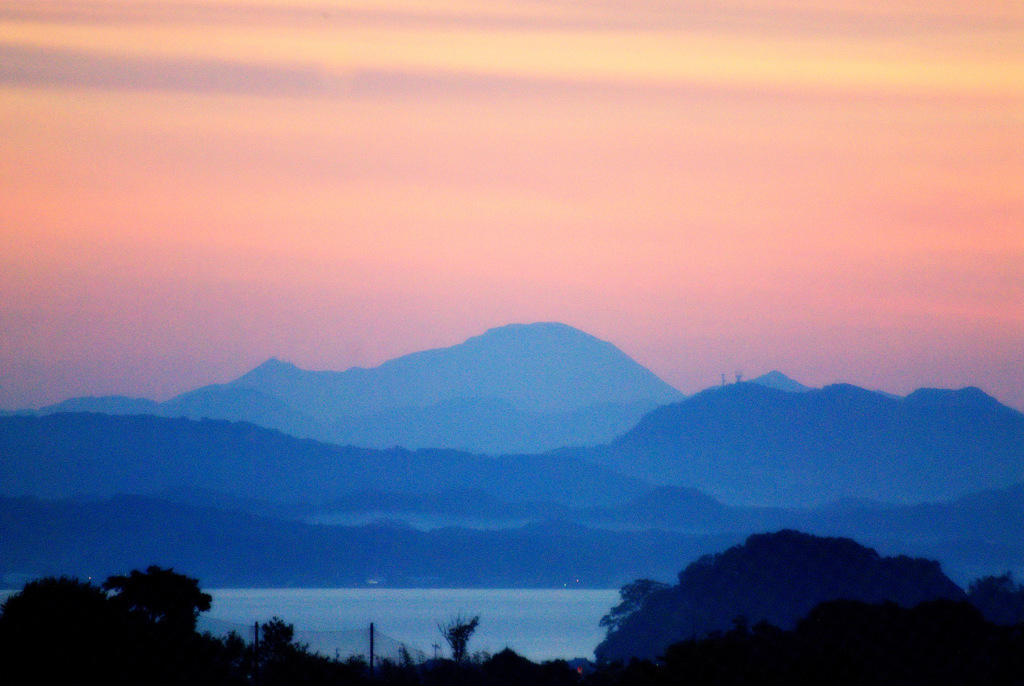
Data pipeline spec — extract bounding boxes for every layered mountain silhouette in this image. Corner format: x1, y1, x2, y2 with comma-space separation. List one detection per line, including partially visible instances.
10, 366, 1024, 512
5, 321, 1023, 591
3, 408, 1021, 586
36, 323, 684, 453
586, 381, 1024, 506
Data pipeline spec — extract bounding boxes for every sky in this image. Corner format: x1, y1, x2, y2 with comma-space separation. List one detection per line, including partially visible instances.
2, 0, 1023, 411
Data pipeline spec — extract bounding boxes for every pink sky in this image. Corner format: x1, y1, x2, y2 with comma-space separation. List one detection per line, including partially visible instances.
2, 0, 1023, 410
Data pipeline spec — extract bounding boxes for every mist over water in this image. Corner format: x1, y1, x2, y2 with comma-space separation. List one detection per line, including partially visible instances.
202, 588, 618, 662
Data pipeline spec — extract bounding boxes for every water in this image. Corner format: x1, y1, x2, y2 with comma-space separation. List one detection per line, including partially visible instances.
201, 588, 618, 662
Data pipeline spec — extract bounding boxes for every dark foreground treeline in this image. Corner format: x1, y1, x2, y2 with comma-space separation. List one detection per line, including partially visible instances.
3, 568, 1024, 686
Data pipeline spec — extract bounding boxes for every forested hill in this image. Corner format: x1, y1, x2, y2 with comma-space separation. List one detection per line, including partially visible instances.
595, 530, 967, 662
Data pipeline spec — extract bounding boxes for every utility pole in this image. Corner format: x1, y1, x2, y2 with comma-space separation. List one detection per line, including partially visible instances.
253, 621, 260, 686
369, 622, 375, 683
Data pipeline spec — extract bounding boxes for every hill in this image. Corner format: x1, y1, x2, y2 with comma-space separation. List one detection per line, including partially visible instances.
135, 480, 1024, 586
594, 530, 966, 662
588, 382, 1024, 506
0, 413, 646, 507
0, 494, 741, 588
576, 483, 1024, 584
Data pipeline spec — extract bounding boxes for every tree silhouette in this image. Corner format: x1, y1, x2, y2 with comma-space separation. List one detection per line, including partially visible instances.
103, 565, 212, 635
595, 530, 967, 662
0, 576, 123, 686
600, 578, 669, 634
0, 571, 232, 686
252, 617, 365, 686
438, 613, 480, 664
967, 572, 1024, 625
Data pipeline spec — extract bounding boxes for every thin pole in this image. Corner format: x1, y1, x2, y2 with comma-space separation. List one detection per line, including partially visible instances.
369, 622, 375, 682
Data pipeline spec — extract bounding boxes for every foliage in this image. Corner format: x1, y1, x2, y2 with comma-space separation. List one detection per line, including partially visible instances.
0, 569, 371, 686
600, 579, 670, 634
480, 648, 579, 686
0, 573, 233, 686
967, 572, 1024, 625
595, 530, 967, 663
439, 613, 481, 664
0, 577, 118, 685
254, 617, 367, 686
661, 599, 1024, 686
4, 562, 1022, 686
103, 565, 212, 634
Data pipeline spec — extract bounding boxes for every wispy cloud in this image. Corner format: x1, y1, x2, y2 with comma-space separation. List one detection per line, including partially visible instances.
0, 43, 325, 96
4, 1, 1020, 37
4, 2, 1019, 101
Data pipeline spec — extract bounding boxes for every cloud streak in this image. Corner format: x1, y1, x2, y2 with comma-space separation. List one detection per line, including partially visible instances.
0, 43, 325, 96
4, 0, 1021, 36
3, 1, 1021, 102
4, 40, 1019, 105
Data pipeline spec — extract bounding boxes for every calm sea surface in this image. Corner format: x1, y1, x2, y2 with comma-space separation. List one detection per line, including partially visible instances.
201, 588, 618, 662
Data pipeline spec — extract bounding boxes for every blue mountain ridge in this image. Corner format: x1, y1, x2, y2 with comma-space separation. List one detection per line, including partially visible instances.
33, 323, 686, 453
589, 381, 1024, 506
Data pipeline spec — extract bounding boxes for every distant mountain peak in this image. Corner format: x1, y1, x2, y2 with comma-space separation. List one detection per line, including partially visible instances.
234, 358, 302, 383
253, 357, 300, 373
749, 371, 812, 393
462, 321, 614, 352
367, 321, 683, 413
481, 321, 581, 337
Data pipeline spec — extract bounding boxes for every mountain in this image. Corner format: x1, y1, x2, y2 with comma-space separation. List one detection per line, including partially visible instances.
0, 412, 647, 507
36, 323, 685, 453
587, 382, 1024, 506
749, 370, 811, 393
594, 530, 967, 662
234, 323, 683, 415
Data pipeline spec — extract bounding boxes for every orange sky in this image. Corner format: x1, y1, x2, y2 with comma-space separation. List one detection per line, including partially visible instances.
2, 0, 1023, 409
